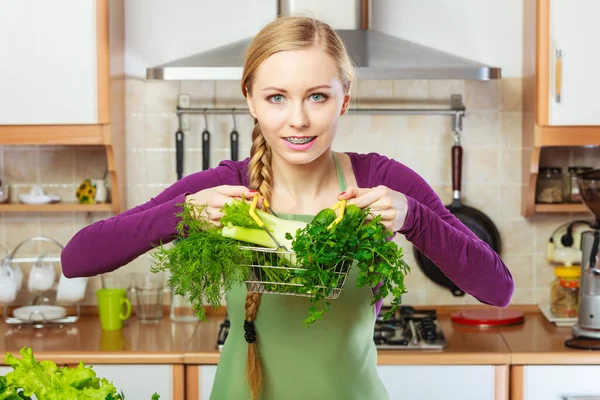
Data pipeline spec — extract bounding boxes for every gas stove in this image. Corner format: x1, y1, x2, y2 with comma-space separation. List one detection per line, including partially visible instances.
374, 305, 447, 350
217, 305, 447, 351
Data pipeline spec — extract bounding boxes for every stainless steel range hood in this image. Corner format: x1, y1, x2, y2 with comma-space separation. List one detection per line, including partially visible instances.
146, 1, 501, 81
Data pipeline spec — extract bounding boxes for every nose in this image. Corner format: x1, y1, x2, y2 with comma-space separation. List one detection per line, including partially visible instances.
288, 102, 309, 129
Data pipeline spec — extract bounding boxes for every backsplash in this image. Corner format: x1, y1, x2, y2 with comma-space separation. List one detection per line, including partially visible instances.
1, 77, 599, 307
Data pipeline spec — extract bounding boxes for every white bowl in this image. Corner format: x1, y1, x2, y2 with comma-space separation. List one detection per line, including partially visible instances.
18, 194, 61, 205
13, 305, 67, 322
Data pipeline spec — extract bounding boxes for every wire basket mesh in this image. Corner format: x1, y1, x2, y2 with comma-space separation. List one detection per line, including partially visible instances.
241, 246, 352, 299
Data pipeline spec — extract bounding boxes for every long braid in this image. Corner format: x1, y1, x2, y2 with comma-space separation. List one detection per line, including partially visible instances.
244, 118, 273, 400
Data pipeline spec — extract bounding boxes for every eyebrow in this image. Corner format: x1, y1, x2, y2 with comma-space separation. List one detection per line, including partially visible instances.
261, 85, 332, 92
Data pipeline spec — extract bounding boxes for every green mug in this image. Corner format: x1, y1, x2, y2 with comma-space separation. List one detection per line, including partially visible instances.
96, 288, 132, 331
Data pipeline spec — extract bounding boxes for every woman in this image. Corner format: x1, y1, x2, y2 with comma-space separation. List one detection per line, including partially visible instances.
61, 16, 514, 400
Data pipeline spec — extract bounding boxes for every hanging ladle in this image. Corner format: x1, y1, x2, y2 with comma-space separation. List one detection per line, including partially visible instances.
202, 109, 211, 170
230, 109, 239, 161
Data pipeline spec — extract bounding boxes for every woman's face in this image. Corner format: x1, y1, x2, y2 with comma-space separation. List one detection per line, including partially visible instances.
246, 47, 350, 165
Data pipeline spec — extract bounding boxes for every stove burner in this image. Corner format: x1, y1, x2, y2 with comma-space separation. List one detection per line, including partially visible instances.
216, 305, 447, 351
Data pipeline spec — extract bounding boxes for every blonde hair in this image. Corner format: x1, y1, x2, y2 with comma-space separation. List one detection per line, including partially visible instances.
240, 15, 354, 400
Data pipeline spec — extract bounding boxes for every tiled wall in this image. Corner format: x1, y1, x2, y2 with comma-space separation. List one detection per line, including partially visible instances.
2, 77, 599, 307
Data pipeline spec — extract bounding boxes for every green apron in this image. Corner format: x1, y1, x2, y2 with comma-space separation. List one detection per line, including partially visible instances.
209, 154, 389, 400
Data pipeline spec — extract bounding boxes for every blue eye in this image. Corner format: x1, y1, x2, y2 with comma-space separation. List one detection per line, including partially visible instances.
268, 95, 284, 103
310, 93, 327, 102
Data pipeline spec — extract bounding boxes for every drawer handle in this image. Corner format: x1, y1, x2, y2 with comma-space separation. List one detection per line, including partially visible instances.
562, 396, 600, 400
555, 48, 562, 103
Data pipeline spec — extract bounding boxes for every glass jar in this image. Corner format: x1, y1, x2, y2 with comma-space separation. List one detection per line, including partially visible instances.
550, 265, 580, 318
566, 166, 593, 203
536, 167, 564, 204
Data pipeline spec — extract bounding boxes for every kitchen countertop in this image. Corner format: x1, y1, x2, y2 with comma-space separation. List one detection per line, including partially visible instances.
0, 316, 198, 364
1, 307, 600, 366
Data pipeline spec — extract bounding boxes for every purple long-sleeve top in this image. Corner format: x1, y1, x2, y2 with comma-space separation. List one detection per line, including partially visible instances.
61, 152, 514, 308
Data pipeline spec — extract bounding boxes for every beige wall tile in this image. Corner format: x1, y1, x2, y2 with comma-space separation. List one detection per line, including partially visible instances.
501, 78, 523, 112
126, 115, 146, 150
500, 112, 522, 149
3, 147, 38, 184
73, 147, 107, 182
125, 78, 145, 115
180, 80, 216, 107
461, 111, 501, 148
39, 147, 74, 184
465, 80, 500, 110
497, 219, 535, 254
392, 80, 428, 103
3, 213, 41, 250
499, 149, 523, 185
428, 80, 465, 102
144, 81, 179, 114
145, 114, 179, 149
145, 150, 177, 185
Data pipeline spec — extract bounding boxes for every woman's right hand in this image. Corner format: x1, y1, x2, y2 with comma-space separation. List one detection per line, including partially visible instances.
185, 185, 258, 226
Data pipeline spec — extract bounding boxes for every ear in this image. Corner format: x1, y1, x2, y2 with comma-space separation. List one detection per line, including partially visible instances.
340, 94, 351, 116
246, 91, 258, 119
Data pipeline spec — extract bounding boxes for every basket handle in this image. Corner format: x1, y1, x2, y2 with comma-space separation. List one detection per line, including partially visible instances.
327, 200, 346, 230
249, 195, 266, 227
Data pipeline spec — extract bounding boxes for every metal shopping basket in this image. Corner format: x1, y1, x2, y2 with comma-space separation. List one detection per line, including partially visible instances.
242, 196, 352, 300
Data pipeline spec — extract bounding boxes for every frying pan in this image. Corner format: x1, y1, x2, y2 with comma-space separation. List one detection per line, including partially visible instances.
413, 135, 502, 296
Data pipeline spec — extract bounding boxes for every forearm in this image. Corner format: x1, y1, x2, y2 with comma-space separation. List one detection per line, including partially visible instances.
61, 193, 187, 277
400, 196, 514, 307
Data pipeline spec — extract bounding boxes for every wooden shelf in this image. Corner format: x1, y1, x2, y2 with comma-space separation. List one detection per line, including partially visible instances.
535, 125, 600, 147
0, 203, 113, 213
533, 203, 590, 214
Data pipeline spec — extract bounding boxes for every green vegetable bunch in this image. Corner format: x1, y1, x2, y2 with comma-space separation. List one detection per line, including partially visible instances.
151, 198, 411, 324
0, 347, 160, 400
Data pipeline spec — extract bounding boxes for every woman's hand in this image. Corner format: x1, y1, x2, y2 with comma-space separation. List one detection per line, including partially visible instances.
185, 185, 258, 226
338, 185, 408, 232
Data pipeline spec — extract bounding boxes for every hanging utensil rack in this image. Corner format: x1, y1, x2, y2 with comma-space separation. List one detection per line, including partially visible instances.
173, 94, 466, 175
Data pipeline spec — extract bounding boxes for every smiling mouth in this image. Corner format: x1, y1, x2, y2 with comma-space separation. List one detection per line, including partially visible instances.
284, 136, 316, 144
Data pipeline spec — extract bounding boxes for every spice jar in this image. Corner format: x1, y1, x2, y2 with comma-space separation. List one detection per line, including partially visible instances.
536, 167, 564, 204
566, 166, 593, 203
550, 265, 580, 318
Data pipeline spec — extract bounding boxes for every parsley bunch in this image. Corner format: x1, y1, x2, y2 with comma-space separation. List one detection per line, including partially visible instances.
289, 204, 410, 324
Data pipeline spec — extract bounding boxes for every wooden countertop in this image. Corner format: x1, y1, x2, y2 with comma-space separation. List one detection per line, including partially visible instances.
497, 314, 600, 365
1, 307, 599, 366
0, 316, 198, 364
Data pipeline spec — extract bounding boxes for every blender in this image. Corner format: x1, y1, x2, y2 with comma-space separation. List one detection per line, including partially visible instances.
566, 169, 600, 349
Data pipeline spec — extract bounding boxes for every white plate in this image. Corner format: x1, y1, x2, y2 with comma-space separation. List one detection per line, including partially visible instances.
13, 305, 67, 322
18, 194, 61, 205
538, 304, 577, 327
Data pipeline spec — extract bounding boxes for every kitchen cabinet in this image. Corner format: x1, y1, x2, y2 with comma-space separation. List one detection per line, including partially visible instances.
0, 0, 99, 125
186, 365, 217, 400
377, 365, 504, 400
0, 0, 126, 214
522, 0, 600, 217
91, 364, 185, 400
186, 365, 508, 400
0, 364, 184, 399
511, 365, 600, 400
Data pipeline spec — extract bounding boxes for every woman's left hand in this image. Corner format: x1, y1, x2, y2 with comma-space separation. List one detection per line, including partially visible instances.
338, 186, 408, 232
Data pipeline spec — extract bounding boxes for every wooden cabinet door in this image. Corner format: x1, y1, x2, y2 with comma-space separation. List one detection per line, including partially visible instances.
547, 0, 600, 126
0, 0, 99, 125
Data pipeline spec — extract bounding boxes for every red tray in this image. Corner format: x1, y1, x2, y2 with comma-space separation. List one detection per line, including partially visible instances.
451, 309, 525, 327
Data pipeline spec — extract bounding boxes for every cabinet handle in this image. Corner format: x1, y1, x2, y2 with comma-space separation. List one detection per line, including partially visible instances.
555, 49, 562, 103
562, 397, 600, 400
